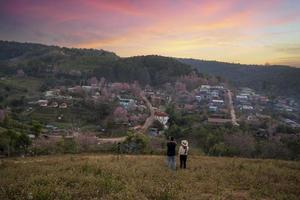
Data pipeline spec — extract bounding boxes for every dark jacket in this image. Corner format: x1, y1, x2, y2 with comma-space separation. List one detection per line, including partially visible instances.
167, 141, 177, 156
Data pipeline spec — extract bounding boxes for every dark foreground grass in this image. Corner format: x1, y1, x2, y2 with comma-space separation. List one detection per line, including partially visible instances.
0, 155, 299, 200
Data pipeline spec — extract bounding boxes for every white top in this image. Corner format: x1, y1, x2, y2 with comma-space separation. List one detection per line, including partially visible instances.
178, 145, 189, 155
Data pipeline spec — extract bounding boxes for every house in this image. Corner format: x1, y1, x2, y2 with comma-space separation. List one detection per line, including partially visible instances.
201, 85, 211, 89
38, 100, 48, 107
119, 98, 136, 108
59, 103, 68, 108
67, 87, 77, 93
28, 134, 36, 139
258, 96, 269, 103
45, 89, 60, 98
256, 113, 271, 120
245, 114, 260, 125
240, 105, 254, 110
282, 118, 300, 128
154, 111, 169, 127
210, 90, 219, 98
209, 105, 218, 112
46, 124, 56, 129
240, 87, 255, 95
45, 91, 55, 98
212, 99, 224, 105
236, 95, 249, 104
195, 95, 202, 102
211, 85, 224, 90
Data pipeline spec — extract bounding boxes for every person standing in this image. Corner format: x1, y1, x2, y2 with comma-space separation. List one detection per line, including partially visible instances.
179, 140, 189, 169
166, 136, 177, 170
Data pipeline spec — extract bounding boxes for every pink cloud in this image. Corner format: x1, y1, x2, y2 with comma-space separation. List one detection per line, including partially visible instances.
1, 0, 299, 66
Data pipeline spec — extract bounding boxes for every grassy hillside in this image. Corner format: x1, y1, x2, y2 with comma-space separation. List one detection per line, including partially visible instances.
1, 155, 299, 200
179, 58, 300, 98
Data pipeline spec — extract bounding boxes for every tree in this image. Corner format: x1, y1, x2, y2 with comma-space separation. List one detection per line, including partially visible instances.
0, 129, 18, 156
259, 140, 290, 159
175, 82, 187, 93
165, 124, 183, 139
121, 132, 149, 153
131, 81, 142, 96
16, 132, 31, 154
56, 138, 79, 154
152, 120, 164, 131
223, 133, 256, 157
113, 107, 128, 123
31, 120, 43, 137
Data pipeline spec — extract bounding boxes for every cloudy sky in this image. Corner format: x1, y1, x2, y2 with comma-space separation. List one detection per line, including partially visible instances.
1, 0, 300, 66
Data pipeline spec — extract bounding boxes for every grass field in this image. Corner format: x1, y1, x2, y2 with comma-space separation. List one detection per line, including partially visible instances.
0, 155, 299, 200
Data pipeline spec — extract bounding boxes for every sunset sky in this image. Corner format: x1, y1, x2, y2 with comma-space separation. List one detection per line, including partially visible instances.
1, 0, 300, 66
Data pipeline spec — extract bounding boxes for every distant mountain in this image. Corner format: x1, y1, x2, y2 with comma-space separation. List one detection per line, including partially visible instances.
179, 58, 300, 98
0, 41, 194, 86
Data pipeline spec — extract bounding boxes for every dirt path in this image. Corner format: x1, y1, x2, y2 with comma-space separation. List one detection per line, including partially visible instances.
97, 136, 126, 144
227, 89, 239, 126
140, 92, 155, 133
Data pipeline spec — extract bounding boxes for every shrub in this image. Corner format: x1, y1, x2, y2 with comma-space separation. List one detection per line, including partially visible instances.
121, 132, 149, 154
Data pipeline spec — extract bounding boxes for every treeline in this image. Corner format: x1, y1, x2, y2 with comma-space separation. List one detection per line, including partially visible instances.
165, 104, 300, 160
93, 56, 194, 86
0, 41, 195, 86
0, 116, 42, 156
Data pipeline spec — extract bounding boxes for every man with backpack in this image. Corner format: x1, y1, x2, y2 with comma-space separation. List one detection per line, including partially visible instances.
166, 136, 177, 170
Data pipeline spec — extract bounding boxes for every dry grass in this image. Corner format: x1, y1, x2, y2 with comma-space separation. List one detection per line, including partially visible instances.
0, 154, 299, 200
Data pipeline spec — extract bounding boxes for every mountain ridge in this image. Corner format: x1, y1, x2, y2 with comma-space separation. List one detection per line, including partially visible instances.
1, 40, 299, 98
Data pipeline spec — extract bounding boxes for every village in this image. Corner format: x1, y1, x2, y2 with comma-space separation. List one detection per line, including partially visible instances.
19, 73, 297, 144
234, 87, 300, 129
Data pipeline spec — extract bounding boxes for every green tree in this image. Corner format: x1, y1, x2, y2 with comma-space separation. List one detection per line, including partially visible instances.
152, 120, 164, 131
31, 120, 43, 137
122, 132, 149, 154
0, 129, 18, 156
16, 132, 31, 154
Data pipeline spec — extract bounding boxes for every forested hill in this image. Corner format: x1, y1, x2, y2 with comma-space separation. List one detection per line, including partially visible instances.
0, 40, 119, 71
0, 41, 194, 86
179, 58, 300, 98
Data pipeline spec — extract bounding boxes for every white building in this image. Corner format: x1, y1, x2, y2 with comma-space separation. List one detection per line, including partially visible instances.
154, 111, 169, 127
212, 99, 224, 105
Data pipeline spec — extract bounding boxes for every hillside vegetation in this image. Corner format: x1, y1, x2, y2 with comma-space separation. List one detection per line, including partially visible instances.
179, 58, 300, 98
0, 41, 119, 71
0, 41, 194, 86
1, 155, 299, 200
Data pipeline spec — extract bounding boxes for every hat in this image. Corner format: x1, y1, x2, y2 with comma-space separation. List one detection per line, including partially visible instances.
181, 140, 188, 146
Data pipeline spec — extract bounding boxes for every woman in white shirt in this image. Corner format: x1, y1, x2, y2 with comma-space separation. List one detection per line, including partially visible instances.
178, 140, 189, 169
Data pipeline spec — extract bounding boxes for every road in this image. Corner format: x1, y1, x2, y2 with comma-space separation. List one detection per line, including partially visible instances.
227, 89, 239, 126
140, 92, 155, 133
97, 136, 126, 144
95, 91, 155, 143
